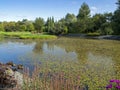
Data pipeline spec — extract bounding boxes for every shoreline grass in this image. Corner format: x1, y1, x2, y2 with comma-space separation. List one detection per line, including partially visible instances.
22, 65, 86, 90
0, 32, 57, 39
87, 32, 101, 36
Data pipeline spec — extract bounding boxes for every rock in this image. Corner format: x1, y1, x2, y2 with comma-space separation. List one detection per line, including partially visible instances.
6, 61, 14, 66
14, 71, 23, 86
17, 64, 23, 70
5, 67, 14, 76
0, 62, 24, 89
0, 62, 3, 65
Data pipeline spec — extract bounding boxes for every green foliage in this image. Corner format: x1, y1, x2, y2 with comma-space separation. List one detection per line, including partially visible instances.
3, 21, 16, 32
112, 0, 120, 35
0, 2, 119, 35
65, 13, 77, 24
20, 19, 35, 32
0, 22, 4, 31
19, 25, 27, 32
26, 23, 35, 32
75, 18, 92, 33
116, 0, 120, 10
34, 17, 44, 33
53, 21, 68, 35
64, 13, 77, 33
77, 2, 90, 20
76, 2, 91, 33
100, 23, 113, 35
53, 22, 63, 35
92, 14, 106, 32
91, 13, 113, 35
45, 17, 55, 33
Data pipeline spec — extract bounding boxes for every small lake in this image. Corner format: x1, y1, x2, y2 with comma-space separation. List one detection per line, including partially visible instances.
0, 37, 119, 63
0, 38, 78, 66
0, 37, 120, 89
0, 37, 120, 69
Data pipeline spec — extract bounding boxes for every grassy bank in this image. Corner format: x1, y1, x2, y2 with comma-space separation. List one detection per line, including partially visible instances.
19, 34, 57, 39
87, 32, 101, 36
0, 32, 57, 39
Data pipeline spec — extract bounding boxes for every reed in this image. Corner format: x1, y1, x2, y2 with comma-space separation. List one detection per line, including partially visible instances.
21, 65, 86, 90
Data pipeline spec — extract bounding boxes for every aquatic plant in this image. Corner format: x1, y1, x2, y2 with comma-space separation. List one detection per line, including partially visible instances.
22, 65, 86, 90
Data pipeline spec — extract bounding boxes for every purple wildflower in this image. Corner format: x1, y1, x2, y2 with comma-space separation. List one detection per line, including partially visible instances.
116, 86, 120, 89
110, 80, 115, 83
115, 80, 120, 84
106, 84, 112, 89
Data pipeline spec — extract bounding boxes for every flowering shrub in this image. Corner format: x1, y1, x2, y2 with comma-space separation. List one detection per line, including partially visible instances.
106, 80, 120, 90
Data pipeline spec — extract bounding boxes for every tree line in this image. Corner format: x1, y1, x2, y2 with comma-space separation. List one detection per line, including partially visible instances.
0, 0, 120, 35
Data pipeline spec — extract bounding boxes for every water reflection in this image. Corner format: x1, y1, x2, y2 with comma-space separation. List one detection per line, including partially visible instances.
0, 40, 35, 63
32, 41, 77, 61
87, 52, 115, 74
0, 38, 120, 71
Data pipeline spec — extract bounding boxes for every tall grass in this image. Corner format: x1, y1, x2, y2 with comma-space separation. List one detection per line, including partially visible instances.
21, 65, 87, 90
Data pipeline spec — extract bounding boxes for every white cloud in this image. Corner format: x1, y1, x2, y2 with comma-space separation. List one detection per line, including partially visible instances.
90, 6, 98, 15
91, 7, 97, 10
16, 15, 27, 19
0, 13, 8, 17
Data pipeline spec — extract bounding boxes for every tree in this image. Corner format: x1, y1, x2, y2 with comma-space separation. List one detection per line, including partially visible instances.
45, 17, 55, 33
54, 21, 68, 35
34, 17, 44, 33
92, 14, 106, 33
15, 21, 26, 31
76, 2, 91, 33
116, 0, 120, 9
65, 13, 77, 24
19, 25, 26, 32
112, 0, 120, 35
100, 13, 113, 35
19, 19, 35, 32
0, 22, 4, 31
91, 13, 113, 35
26, 23, 34, 32
77, 2, 90, 20
3, 22, 16, 32
64, 13, 77, 33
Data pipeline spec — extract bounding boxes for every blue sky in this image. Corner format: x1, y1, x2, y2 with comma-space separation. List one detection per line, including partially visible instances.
0, 0, 117, 21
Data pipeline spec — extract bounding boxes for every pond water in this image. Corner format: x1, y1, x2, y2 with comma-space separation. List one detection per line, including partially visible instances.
0, 37, 120, 68
0, 37, 120, 89
0, 38, 78, 65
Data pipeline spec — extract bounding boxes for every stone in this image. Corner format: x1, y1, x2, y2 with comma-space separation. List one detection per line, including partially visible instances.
0, 62, 24, 89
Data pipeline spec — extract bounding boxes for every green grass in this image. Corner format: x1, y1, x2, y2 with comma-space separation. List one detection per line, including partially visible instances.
0, 32, 57, 39
19, 34, 57, 39
87, 32, 100, 36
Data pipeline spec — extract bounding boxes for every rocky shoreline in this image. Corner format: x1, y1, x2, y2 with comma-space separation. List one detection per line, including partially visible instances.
0, 62, 23, 90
